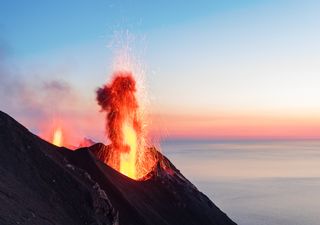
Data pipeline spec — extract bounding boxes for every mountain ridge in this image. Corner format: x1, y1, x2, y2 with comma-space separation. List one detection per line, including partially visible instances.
0, 111, 237, 225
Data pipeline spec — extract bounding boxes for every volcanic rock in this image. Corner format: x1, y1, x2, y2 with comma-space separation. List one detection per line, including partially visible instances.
0, 111, 116, 225
0, 111, 237, 225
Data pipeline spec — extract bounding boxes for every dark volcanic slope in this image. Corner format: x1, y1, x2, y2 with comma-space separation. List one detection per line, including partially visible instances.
67, 145, 237, 225
0, 111, 116, 225
0, 111, 237, 225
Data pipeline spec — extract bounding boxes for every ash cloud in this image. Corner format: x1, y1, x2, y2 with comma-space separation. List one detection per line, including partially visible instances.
0, 44, 78, 124
43, 80, 71, 93
40, 80, 73, 108
0, 41, 103, 145
96, 71, 140, 151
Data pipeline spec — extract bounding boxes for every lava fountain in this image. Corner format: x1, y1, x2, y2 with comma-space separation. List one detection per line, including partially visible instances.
96, 71, 156, 180
52, 127, 63, 147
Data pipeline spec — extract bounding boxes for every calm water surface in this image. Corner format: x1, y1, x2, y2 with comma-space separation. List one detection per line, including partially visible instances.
161, 140, 320, 225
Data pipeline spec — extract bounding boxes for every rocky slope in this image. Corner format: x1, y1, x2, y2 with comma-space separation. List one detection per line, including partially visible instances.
0, 111, 236, 225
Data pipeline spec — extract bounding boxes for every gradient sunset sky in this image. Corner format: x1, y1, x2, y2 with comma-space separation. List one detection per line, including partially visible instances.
1, 0, 320, 144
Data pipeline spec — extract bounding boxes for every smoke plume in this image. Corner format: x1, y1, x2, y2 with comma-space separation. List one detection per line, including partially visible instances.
96, 71, 142, 153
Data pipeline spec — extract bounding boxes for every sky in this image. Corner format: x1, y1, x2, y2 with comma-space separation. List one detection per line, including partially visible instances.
1, 0, 320, 144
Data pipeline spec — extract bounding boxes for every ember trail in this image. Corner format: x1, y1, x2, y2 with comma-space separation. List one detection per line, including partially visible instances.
96, 71, 156, 180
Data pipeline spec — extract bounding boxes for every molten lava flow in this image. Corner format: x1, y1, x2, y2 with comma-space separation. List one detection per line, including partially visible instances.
97, 71, 156, 180
52, 128, 63, 147
120, 121, 138, 178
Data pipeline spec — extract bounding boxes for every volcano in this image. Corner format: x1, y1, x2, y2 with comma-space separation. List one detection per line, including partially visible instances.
0, 111, 236, 225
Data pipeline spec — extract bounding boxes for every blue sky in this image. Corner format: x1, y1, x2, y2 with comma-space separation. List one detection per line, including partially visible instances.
1, 0, 320, 141
1, 0, 260, 56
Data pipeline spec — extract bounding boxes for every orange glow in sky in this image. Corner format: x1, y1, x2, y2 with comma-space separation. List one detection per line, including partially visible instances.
150, 112, 320, 140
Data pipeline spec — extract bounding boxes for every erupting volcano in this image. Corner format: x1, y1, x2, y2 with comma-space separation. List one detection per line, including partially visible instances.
96, 71, 156, 180
0, 51, 236, 225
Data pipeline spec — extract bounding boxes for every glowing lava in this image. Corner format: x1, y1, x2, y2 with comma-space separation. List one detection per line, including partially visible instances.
97, 71, 156, 180
120, 122, 138, 178
52, 128, 63, 147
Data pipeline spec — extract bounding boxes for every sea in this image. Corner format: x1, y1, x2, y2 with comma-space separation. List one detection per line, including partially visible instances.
161, 140, 320, 225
